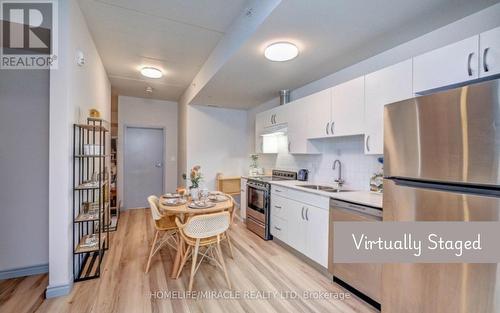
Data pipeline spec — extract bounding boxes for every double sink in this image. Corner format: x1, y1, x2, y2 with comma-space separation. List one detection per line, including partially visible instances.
297, 184, 353, 193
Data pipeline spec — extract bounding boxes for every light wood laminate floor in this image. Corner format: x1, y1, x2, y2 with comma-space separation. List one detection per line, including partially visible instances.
0, 209, 377, 313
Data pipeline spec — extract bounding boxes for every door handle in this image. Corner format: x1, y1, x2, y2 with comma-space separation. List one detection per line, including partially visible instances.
467, 52, 474, 76
288, 141, 291, 152
155, 162, 162, 168
483, 48, 490, 72
365, 135, 370, 152
274, 226, 282, 231
326, 122, 330, 135
305, 208, 309, 221
274, 205, 282, 209
301, 207, 305, 220
330, 121, 334, 135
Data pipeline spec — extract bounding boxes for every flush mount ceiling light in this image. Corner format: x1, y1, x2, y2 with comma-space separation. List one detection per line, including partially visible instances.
264, 42, 299, 62
140, 67, 163, 79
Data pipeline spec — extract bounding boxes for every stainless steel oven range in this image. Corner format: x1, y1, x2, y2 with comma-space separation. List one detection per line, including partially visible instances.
246, 170, 297, 240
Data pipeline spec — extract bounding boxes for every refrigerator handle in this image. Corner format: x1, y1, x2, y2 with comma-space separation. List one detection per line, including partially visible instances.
391, 178, 500, 197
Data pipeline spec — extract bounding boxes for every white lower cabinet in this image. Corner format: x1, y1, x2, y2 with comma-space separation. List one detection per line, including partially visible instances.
304, 204, 329, 267
270, 187, 329, 267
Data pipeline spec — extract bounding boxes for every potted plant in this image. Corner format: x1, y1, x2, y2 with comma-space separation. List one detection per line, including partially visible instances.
249, 154, 259, 176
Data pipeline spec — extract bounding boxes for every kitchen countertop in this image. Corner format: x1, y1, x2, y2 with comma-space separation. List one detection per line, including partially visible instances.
269, 180, 383, 208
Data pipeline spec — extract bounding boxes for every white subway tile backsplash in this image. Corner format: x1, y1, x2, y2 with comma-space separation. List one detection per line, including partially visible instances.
257, 135, 382, 191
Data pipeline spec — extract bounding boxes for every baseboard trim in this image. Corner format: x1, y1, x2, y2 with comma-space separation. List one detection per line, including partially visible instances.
45, 282, 73, 298
0, 263, 48, 280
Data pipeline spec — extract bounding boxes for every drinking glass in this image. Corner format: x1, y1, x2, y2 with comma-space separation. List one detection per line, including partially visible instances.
200, 188, 209, 203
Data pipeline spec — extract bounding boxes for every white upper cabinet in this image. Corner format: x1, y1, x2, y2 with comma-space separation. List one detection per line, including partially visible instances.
331, 76, 365, 137
308, 78, 365, 139
365, 59, 413, 155
287, 99, 320, 154
413, 36, 479, 94
480, 26, 500, 78
256, 110, 274, 130
255, 105, 291, 154
305, 89, 332, 139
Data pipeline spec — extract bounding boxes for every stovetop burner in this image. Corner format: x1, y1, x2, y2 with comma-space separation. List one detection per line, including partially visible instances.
247, 170, 297, 183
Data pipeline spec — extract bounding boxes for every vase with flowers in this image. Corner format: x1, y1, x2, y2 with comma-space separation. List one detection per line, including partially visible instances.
186, 165, 203, 200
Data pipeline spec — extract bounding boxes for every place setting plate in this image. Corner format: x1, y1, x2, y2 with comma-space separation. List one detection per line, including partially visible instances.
162, 193, 181, 199
208, 194, 228, 202
161, 198, 187, 206
188, 200, 216, 209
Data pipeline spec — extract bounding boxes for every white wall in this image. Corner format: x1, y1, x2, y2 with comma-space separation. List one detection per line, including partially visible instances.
117, 96, 178, 204
186, 105, 248, 190
0, 69, 49, 275
247, 3, 500, 187
48, 0, 111, 297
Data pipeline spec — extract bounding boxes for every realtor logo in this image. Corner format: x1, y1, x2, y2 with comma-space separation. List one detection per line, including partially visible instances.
1, 0, 58, 69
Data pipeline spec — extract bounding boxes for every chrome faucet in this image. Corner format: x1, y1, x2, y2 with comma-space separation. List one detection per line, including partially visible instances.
332, 159, 345, 188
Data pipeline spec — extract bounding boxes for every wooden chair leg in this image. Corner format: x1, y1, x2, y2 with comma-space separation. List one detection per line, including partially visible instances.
145, 230, 159, 273
176, 245, 192, 279
188, 239, 200, 292
216, 238, 231, 289
225, 232, 234, 259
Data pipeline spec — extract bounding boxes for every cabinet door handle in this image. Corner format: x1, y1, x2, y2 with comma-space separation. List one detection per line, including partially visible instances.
365, 135, 370, 152
483, 48, 490, 72
301, 207, 305, 220
288, 141, 291, 152
330, 121, 334, 135
274, 189, 281, 193
305, 208, 309, 221
326, 122, 330, 135
274, 226, 282, 231
467, 52, 474, 76
274, 205, 282, 209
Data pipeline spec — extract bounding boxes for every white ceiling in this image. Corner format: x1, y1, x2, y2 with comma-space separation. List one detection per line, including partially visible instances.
78, 0, 247, 101
193, 0, 499, 109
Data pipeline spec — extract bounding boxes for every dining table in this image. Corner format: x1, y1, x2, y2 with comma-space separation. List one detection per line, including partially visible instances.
158, 193, 233, 278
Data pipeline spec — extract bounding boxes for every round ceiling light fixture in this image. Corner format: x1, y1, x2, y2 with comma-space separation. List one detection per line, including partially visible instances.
140, 67, 163, 79
264, 42, 299, 62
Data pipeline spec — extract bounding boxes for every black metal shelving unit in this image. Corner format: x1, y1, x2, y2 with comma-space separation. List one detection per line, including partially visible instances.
73, 118, 110, 282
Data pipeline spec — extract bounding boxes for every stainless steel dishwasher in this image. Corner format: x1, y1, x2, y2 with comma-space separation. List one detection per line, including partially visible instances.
328, 199, 382, 304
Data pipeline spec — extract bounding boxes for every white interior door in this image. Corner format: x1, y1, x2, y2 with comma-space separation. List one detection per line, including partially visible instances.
124, 127, 164, 209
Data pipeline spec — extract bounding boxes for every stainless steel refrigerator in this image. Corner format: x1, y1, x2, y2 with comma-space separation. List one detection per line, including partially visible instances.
383, 78, 500, 313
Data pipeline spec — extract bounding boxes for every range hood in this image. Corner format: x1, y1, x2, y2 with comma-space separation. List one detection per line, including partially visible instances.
260, 124, 288, 154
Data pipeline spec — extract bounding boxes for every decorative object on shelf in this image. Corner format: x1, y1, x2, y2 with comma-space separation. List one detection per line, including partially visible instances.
72, 117, 110, 282
89, 108, 100, 118
370, 157, 384, 193
249, 154, 260, 176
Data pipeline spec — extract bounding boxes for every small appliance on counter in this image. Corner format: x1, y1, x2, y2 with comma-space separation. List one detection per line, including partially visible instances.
297, 169, 309, 181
